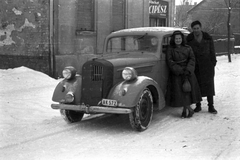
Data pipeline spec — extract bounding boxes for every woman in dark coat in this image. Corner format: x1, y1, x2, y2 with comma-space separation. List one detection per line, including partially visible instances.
186, 20, 217, 114
166, 31, 202, 118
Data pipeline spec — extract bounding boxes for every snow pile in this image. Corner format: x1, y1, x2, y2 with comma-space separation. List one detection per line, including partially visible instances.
214, 38, 234, 42
0, 66, 60, 148
0, 66, 58, 92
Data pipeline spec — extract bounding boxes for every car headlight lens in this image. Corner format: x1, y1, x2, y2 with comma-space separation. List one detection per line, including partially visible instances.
62, 66, 76, 80
65, 92, 74, 103
122, 67, 137, 81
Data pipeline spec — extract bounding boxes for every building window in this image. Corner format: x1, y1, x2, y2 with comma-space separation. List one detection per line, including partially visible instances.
150, 18, 166, 27
77, 0, 94, 31
112, 0, 125, 32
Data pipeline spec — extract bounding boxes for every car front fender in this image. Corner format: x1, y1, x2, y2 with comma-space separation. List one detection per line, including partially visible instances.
52, 75, 82, 104
108, 76, 165, 109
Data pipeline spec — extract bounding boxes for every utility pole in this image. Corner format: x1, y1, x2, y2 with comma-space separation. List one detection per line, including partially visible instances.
227, 0, 232, 62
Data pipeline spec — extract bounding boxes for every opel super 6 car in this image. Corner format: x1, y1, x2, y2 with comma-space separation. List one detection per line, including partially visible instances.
51, 27, 190, 131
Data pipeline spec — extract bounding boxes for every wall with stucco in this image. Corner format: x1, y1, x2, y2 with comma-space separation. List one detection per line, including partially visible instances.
0, 0, 50, 74
0, 0, 175, 77
54, 0, 98, 77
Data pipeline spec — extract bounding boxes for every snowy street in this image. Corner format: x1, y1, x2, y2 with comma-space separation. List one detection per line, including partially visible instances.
0, 54, 240, 160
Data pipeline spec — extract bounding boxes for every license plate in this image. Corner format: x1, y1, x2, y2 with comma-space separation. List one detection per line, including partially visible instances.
102, 99, 117, 107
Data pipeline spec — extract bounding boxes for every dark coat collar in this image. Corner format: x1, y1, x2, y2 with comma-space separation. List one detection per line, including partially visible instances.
187, 31, 212, 42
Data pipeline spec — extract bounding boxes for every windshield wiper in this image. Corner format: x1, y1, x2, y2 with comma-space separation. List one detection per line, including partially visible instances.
134, 33, 148, 45
136, 33, 148, 40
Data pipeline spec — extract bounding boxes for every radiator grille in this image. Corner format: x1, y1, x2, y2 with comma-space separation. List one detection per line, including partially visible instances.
81, 59, 113, 105
91, 65, 103, 81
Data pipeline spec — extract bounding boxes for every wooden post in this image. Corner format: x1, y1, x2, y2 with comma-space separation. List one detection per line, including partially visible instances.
227, 0, 232, 62
49, 0, 54, 77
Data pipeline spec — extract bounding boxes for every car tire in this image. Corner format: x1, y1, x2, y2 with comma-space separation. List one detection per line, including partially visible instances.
129, 89, 153, 131
60, 109, 84, 123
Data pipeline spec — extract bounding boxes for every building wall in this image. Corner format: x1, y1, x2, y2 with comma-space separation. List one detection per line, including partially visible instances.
54, 0, 110, 77
53, 0, 94, 77
54, 0, 150, 77
165, 0, 175, 27
127, 0, 149, 28
0, 0, 176, 77
96, 0, 112, 54
0, 0, 50, 74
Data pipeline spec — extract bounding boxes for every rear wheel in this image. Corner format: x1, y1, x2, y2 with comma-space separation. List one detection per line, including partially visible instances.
129, 89, 153, 131
60, 109, 84, 123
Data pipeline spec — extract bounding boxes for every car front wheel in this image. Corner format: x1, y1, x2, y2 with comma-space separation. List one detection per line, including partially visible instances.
60, 109, 84, 123
129, 89, 153, 131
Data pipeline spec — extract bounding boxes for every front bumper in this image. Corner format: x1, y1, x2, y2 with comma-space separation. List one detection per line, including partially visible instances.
51, 104, 133, 114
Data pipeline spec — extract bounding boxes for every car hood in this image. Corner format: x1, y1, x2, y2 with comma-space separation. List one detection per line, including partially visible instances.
100, 52, 159, 69
95, 53, 159, 84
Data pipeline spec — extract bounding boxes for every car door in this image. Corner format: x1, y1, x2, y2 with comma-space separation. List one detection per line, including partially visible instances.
154, 34, 171, 94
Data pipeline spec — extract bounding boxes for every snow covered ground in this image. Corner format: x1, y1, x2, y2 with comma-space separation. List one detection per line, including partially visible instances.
0, 54, 240, 160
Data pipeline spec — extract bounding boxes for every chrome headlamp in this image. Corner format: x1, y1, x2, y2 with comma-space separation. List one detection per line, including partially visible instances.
122, 67, 137, 81
62, 66, 77, 80
65, 92, 74, 103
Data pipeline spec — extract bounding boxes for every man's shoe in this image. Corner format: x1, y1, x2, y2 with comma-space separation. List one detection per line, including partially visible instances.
208, 106, 218, 114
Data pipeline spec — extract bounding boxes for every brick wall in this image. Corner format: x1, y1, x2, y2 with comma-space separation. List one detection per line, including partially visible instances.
0, 0, 50, 75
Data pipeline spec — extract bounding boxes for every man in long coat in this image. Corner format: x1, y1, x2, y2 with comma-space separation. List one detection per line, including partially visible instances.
186, 20, 217, 114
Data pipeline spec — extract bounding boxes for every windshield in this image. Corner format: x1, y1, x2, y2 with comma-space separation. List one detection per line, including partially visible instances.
106, 35, 158, 53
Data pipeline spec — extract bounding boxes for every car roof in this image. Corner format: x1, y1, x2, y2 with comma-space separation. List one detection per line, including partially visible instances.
108, 27, 190, 37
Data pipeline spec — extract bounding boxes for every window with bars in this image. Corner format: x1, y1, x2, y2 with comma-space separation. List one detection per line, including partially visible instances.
76, 0, 94, 31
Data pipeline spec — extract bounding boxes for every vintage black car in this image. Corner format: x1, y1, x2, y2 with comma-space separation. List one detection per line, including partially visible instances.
51, 27, 190, 131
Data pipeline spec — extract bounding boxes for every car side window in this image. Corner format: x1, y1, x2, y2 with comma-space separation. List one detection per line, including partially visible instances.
107, 35, 158, 53
162, 36, 171, 54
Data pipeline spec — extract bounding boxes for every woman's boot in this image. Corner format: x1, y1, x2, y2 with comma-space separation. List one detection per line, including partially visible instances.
181, 106, 187, 118
187, 105, 194, 118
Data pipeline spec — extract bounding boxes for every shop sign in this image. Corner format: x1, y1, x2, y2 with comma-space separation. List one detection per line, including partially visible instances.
149, 0, 168, 18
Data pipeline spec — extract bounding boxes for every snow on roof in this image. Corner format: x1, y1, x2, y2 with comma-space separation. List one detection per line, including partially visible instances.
113, 27, 188, 34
